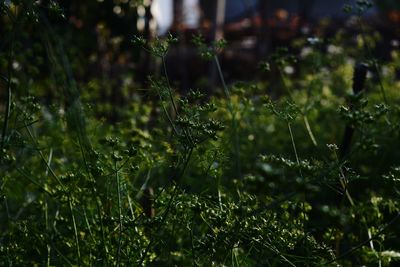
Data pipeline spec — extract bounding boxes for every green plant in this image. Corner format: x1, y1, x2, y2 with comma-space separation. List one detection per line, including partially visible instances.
2, 1, 400, 266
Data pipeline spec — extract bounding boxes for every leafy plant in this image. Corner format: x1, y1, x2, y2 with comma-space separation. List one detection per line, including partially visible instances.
1, 1, 400, 266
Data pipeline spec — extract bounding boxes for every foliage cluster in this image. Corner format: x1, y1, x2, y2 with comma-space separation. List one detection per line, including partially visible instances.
1, 0, 400, 266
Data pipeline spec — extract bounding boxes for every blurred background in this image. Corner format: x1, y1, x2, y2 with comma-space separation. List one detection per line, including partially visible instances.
1, 0, 400, 111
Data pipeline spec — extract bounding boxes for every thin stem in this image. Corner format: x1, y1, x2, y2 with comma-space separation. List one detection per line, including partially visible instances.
325, 212, 400, 265
53, 246, 74, 266
190, 216, 197, 266
159, 96, 180, 137
288, 122, 308, 255
357, 17, 387, 104
1, 79, 11, 152
333, 151, 354, 206
280, 69, 318, 147
214, 55, 230, 99
68, 197, 81, 265
127, 194, 135, 221
83, 208, 96, 244
251, 238, 296, 267
303, 115, 318, 147
287, 123, 300, 166
333, 149, 379, 261
115, 160, 123, 266
45, 197, 51, 267
162, 56, 179, 116
217, 175, 222, 210
92, 192, 109, 265
138, 147, 194, 265
16, 167, 54, 196
161, 56, 195, 147
24, 123, 65, 189
214, 55, 241, 176
76, 127, 109, 265
1, 12, 16, 153
45, 149, 53, 267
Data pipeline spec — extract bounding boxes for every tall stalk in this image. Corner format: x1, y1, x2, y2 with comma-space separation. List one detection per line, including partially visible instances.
214, 55, 241, 176
1, 7, 17, 153
68, 197, 82, 265
115, 159, 123, 266
278, 69, 318, 147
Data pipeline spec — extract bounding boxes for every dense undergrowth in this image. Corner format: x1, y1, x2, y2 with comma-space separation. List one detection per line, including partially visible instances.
1, 0, 400, 266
